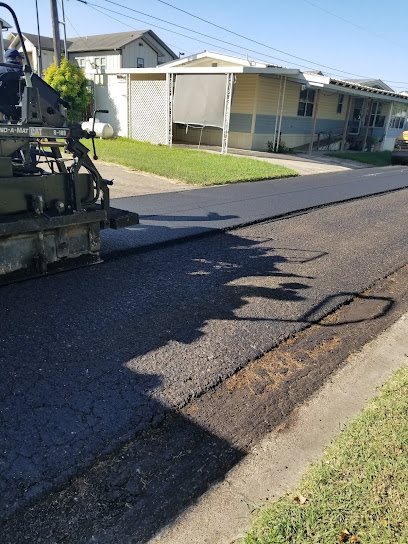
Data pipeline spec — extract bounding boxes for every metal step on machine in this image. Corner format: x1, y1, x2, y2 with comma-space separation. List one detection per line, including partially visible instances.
0, 3, 139, 285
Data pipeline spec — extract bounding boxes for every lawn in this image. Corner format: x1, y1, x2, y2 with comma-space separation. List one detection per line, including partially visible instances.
328, 151, 392, 167
90, 138, 298, 185
243, 363, 408, 544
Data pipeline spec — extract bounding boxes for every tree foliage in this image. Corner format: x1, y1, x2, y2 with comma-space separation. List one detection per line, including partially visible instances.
44, 58, 92, 124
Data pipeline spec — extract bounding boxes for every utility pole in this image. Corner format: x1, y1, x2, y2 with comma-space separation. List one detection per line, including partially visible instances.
60, 0, 68, 59
35, 0, 43, 75
50, 0, 61, 66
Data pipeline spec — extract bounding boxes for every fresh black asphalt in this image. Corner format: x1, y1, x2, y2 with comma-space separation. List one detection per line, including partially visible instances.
102, 165, 408, 254
1, 167, 408, 520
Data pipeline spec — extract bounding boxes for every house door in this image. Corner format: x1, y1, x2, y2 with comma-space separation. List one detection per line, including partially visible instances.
348, 98, 365, 134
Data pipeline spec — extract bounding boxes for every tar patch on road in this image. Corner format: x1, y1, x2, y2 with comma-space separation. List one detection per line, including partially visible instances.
3, 265, 408, 544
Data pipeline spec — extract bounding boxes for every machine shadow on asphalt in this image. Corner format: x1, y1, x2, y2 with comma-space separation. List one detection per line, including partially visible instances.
0, 226, 396, 542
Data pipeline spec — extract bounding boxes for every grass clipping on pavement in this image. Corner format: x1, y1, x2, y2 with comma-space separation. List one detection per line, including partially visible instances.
243, 363, 408, 544
93, 138, 298, 185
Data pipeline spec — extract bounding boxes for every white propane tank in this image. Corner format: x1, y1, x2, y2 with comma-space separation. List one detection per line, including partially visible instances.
82, 118, 114, 139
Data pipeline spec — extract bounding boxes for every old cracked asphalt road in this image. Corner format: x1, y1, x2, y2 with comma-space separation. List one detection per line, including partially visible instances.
1, 168, 408, 542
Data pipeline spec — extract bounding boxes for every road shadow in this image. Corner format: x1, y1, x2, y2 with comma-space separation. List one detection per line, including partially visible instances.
0, 228, 312, 520
141, 211, 240, 222
1, 371, 244, 544
0, 225, 394, 541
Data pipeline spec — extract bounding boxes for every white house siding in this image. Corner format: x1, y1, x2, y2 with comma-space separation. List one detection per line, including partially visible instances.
381, 102, 408, 150
22, 40, 54, 74
41, 49, 54, 73
70, 51, 121, 71
122, 40, 158, 68
93, 74, 128, 136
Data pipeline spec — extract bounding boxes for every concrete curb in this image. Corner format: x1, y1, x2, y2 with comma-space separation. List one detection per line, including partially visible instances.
149, 313, 408, 544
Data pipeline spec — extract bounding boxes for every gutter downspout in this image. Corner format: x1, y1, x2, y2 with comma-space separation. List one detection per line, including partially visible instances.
222, 73, 233, 154
275, 76, 286, 152
273, 76, 283, 152
308, 89, 320, 154
340, 95, 352, 152
166, 72, 174, 147
381, 102, 393, 151
361, 99, 374, 152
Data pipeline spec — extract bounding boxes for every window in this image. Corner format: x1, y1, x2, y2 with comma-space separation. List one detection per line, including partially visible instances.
364, 101, 385, 128
94, 57, 106, 69
137, 57, 144, 68
337, 94, 344, 114
297, 87, 315, 117
94, 57, 106, 85
76, 58, 85, 69
389, 104, 407, 129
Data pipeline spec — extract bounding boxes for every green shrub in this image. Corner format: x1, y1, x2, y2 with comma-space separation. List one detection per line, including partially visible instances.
44, 58, 92, 123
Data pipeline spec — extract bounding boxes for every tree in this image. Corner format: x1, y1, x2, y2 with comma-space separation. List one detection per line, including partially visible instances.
44, 58, 92, 124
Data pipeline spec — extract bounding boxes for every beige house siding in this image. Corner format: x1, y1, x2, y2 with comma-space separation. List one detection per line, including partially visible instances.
251, 80, 351, 151
256, 75, 281, 115
179, 58, 245, 67
231, 74, 258, 114
318, 90, 346, 120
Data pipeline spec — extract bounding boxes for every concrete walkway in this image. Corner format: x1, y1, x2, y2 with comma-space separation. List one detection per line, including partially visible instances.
149, 313, 408, 544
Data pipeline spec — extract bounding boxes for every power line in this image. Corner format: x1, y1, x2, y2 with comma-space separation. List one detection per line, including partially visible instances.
75, 0, 408, 87
154, 0, 408, 87
84, 0, 376, 79
81, 2, 272, 65
84, 3, 192, 55
79, 1, 314, 71
302, 0, 402, 48
153, 0, 379, 78
63, 2, 91, 49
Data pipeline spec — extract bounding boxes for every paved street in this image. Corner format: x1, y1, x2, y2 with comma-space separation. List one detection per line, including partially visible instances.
103, 165, 408, 254
1, 177, 408, 534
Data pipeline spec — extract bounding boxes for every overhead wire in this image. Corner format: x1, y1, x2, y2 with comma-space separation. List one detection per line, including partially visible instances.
83, 3, 191, 55
155, 0, 408, 87
82, 2, 263, 62
74, 0, 408, 87
301, 0, 403, 48
77, 0, 377, 79
63, 1, 92, 49
78, 1, 313, 70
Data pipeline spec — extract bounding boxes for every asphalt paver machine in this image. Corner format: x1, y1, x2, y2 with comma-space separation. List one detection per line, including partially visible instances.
0, 3, 139, 285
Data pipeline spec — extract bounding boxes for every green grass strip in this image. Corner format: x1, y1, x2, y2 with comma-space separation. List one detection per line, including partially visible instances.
243, 363, 408, 544
91, 138, 298, 185
328, 151, 392, 166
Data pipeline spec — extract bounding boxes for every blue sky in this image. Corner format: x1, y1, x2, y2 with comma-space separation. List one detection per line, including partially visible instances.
5, 0, 408, 91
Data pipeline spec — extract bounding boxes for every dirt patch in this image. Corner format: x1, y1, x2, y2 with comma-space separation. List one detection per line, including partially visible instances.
2, 265, 408, 544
